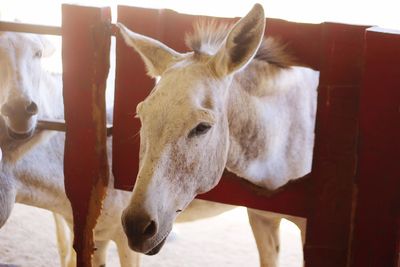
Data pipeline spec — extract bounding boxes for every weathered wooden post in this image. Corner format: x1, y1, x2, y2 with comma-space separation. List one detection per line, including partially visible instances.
351, 27, 400, 266
62, 5, 111, 266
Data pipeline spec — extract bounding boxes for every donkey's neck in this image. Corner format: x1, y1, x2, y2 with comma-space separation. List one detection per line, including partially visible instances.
0, 71, 68, 216
226, 62, 318, 190
6, 133, 72, 220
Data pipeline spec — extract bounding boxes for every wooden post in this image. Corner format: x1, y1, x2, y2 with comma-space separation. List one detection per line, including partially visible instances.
112, 6, 160, 191
351, 27, 400, 267
304, 23, 368, 267
62, 5, 111, 267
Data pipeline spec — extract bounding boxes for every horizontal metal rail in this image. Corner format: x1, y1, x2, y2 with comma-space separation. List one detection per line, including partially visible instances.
0, 21, 62, 35
38, 120, 113, 137
0, 21, 119, 36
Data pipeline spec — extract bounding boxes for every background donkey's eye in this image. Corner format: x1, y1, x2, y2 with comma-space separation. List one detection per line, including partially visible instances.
188, 122, 211, 138
34, 50, 42, 58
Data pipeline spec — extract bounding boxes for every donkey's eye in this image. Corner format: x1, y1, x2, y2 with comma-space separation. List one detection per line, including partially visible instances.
188, 123, 212, 138
34, 50, 42, 58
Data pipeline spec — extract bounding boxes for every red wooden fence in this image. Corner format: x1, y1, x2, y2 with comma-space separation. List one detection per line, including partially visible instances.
62, 5, 111, 267
351, 27, 400, 266
0, 4, 398, 267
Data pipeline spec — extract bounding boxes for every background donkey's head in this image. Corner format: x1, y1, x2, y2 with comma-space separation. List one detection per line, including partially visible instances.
0, 32, 55, 139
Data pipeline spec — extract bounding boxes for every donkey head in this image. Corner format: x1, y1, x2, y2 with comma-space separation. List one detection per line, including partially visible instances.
118, 4, 265, 254
0, 32, 55, 139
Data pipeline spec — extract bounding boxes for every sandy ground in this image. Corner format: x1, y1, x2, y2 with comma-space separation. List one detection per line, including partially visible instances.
0, 203, 302, 267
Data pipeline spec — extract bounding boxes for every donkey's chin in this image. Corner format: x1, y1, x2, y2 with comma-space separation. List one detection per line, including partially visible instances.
144, 236, 168, 255
6, 127, 35, 140
128, 230, 170, 256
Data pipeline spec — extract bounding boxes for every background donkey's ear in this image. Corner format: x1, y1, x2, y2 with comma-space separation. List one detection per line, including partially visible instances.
118, 23, 183, 77
38, 36, 56, 57
210, 4, 265, 77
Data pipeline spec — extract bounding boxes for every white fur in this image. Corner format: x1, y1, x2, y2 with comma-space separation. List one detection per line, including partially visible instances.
230, 67, 318, 190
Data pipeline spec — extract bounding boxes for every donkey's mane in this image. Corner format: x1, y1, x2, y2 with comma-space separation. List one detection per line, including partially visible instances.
185, 20, 295, 68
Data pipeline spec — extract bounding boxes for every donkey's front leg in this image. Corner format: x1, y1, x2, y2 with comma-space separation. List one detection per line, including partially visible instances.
92, 240, 110, 267
53, 214, 110, 267
284, 215, 306, 267
53, 213, 76, 267
247, 209, 281, 267
114, 228, 141, 267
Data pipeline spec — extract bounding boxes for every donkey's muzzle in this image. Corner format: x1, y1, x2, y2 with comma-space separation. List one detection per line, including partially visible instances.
121, 209, 162, 254
1, 100, 38, 139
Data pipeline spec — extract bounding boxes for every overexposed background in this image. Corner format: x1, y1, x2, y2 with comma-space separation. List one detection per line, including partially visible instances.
1, 0, 398, 96
1, 0, 399, 29
1, 0, 398, 75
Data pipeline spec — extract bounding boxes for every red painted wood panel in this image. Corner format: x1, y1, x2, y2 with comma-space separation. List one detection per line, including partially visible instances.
351, 27, 400, 267
62, 5, 111, 266
113, 6, 157, 191
304, 23, 368, 267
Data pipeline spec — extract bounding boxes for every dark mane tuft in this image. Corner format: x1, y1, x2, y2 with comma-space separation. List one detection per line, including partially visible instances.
185, 19, 296, 68
254, 38, 296, 68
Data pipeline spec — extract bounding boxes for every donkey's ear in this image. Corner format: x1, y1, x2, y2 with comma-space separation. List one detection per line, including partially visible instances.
38, 36, 56, 57
210, 4, 265, 77
118, 23, 183, 77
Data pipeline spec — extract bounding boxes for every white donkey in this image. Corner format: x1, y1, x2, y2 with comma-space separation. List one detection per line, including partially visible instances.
0, 30, 142, 267
118, 4, 318, 267
0, 30, 239, 267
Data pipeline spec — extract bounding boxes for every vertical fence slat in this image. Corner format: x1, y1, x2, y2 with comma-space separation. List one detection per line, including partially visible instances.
113, 6, 161, 191
304, 23, 368, 267
351, 27, 400, 267
62, 4, 111, 266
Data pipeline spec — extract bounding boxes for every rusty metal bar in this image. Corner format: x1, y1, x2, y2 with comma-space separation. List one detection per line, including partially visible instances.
37, 119, 66, 132
0, 21, 62, 35
0, 20, 119, 36
37, 119, 113, 136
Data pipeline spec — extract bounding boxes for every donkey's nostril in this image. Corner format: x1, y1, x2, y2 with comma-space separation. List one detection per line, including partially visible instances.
26, 101, 38, 115
143, 220, 157, 238
122, 210, 158, 241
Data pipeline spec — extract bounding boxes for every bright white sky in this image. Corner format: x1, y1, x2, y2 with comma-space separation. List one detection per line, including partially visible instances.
1, 0, 398, 77
0, 0, 399, 30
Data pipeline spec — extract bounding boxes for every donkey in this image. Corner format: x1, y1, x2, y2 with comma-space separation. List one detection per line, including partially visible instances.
118, 3, 318, 267
0, 30, 141, 267
0, 30, 240, 267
